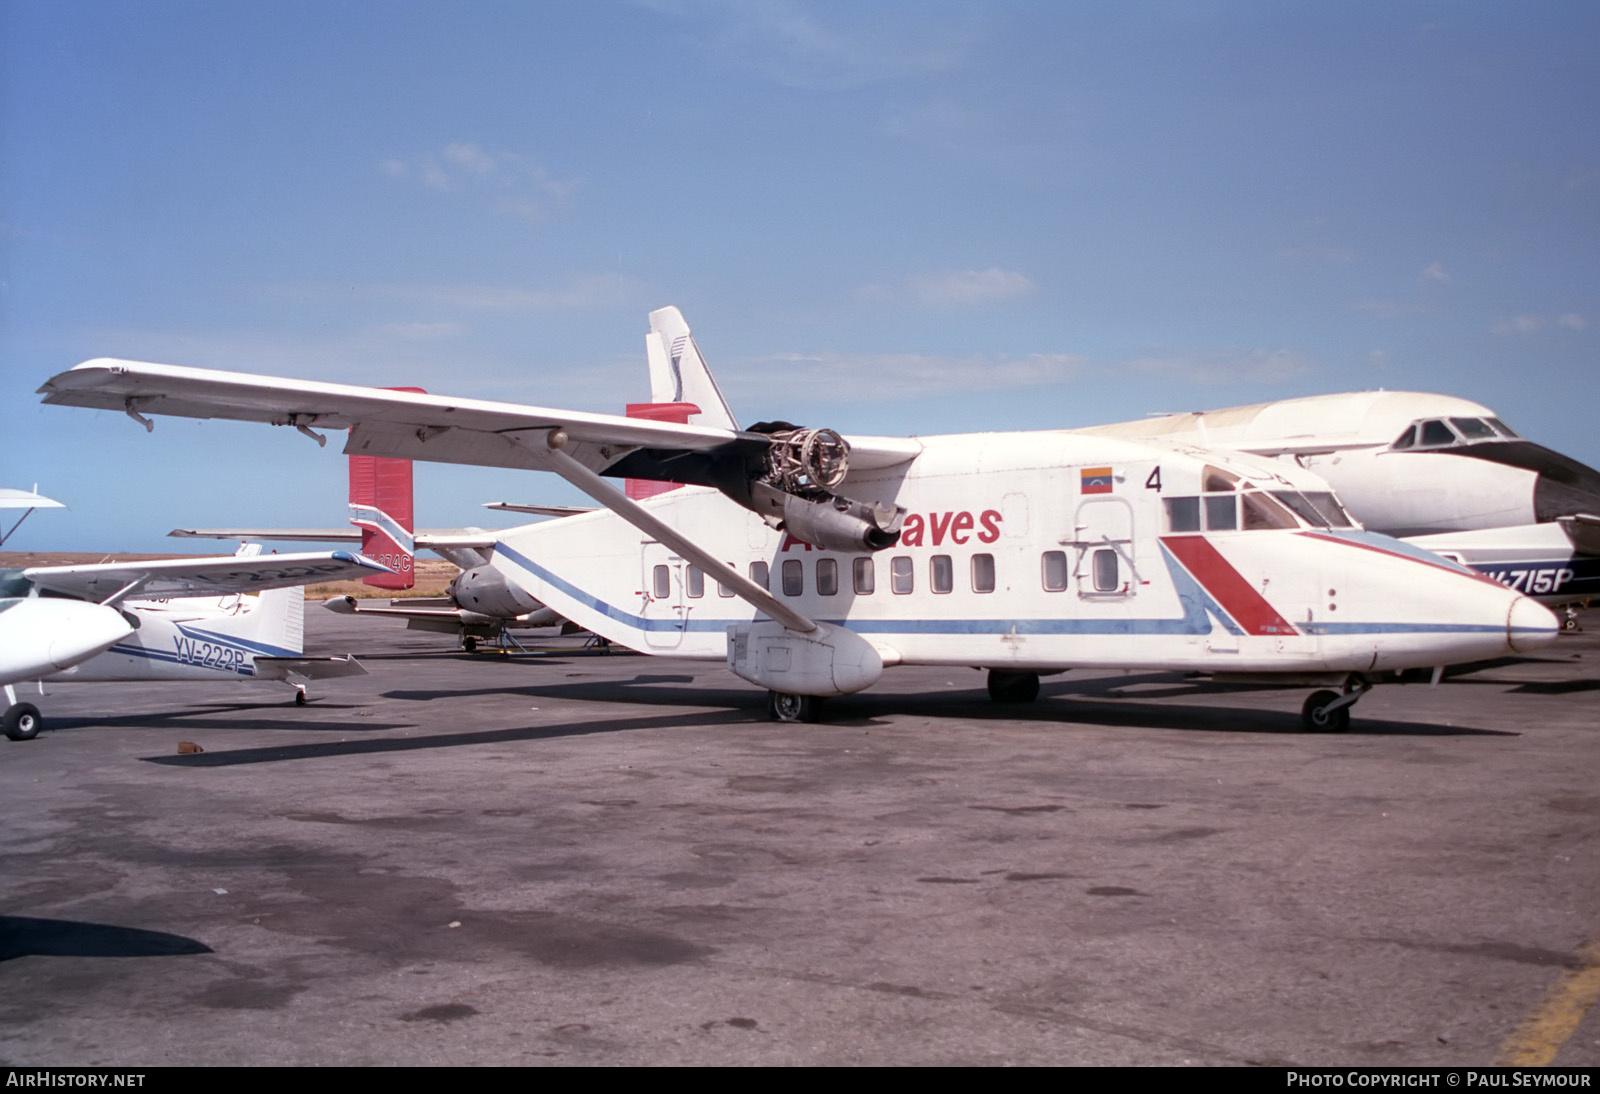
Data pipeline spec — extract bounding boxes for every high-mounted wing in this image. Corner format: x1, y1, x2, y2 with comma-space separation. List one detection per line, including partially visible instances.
39, 358, 923, 554
24, 551, 391, 604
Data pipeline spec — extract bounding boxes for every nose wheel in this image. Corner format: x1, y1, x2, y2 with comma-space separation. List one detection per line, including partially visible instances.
1300, 677, 1369, 732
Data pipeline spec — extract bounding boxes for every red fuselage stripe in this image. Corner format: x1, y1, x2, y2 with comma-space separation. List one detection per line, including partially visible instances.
1160, 535, 1298, 636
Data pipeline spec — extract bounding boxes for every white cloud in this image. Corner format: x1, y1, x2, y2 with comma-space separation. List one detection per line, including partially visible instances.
1126, 348, 1314, 386
859, 267, 1035, 306
645, 0, 971, 89
1422, 261, 1450, 282
727, 350, 1087, 402
1491, 313, 1588, 335
381, 143, 579, 221
268, 274, 651, 313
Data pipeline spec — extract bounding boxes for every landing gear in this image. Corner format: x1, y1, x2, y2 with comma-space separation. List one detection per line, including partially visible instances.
462, 635, 479, 652
1300, 690, 1349, 733
767, 691, 823, 723
1563, 605, 1583, 632
987, 669, 1040, 704
1299, 677, 1369, 732
3, 703, 43, 741
294, 687, 308, 707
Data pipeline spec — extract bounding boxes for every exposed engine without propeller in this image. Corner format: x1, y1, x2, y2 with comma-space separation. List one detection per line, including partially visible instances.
744, 425, 905, 552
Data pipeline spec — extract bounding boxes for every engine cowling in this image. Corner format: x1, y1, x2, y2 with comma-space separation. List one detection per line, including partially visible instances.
781, 493, 903, 552
448, 567, 545, 619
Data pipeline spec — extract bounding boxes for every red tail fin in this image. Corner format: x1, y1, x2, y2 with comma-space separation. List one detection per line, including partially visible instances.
350, 386, 424, 589
625, 402, 700, 500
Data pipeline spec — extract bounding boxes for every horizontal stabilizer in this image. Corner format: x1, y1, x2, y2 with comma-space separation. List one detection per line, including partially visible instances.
253, 655, 368, 682
26, 551, 392, 603
1558, 513, 1600, 556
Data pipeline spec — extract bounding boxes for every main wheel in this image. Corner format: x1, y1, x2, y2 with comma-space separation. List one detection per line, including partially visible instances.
1300, 689, 1350, 733
987, 670, 1041, 704
768, 692, 822, 723
462, 635, 479, 652
3, 703, 43, 741
294, 689, 308, 707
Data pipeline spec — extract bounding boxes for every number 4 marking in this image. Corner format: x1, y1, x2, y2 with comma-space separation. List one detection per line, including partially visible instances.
1145, 467, 1162, 492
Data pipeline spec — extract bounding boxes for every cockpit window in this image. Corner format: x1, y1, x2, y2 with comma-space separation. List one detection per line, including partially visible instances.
1270, 490, 1354, 529
1393, 416, 1518, 452
1449, 417, 1496, 441
0, 570, 34, 598
1202, 466, 1240, 492
1418, 419, 1457, 447
1240, 491, 1298, 531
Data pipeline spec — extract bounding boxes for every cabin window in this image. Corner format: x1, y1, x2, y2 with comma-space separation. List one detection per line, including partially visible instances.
781, 559, 803, 596
1164, 496, 1201, 533
930, 554, 953, 594
816, 558, 839, 596
1042, 551, 1068, 592
652, 564, 671, 599
853, 557, 875, 595
750, 561, 769, 590
1204, 495, 1237, 531
971, 553, 995, 593
890, 555, 914, 594
718, 563, 736, 597
1092, 548, 1120, 592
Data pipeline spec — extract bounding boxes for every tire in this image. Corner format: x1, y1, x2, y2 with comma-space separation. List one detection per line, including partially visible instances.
1300, 689, 1350, 733
463, 636, 479, 652
987, 670, 1041, 704
294, 690, 308, 707
768, 692, 822, 723
3, 703, 43, 741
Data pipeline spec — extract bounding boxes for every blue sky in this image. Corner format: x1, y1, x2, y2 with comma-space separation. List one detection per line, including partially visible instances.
4, 1, 1597, 551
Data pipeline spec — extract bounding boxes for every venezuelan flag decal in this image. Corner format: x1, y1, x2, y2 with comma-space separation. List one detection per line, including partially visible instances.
1080, 467, 1114, 494
1160, 535, 1299, 636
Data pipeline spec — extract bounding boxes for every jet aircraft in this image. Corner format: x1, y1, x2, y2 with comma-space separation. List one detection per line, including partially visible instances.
38, 325, 1560, 731
0, 544, 385, 739
1077, 391, 1600, 621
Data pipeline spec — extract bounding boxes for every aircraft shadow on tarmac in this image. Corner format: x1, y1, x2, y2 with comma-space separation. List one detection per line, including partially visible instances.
0, 916, 211, 962
392, 670, 1512, 738
141, 706, 757, 768
47, 702, 413, 734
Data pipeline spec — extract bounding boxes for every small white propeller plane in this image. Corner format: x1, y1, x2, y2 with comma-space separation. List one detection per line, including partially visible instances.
0, 543, 387, 740
38, 315, 1560, 731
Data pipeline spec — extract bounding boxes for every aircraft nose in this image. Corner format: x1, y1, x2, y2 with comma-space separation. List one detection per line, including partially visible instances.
1507, 595, 1560, 654
1531, 445, 1600, 522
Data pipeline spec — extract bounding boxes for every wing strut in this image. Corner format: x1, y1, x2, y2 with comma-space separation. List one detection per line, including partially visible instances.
536, 429, 818, 635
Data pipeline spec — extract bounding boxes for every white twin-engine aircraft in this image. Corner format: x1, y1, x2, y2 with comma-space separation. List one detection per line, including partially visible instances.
38, 333, 1559, 731
0, 544, 383, 740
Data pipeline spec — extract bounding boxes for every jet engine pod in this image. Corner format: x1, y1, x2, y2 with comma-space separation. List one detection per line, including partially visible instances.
727, 620, 884, 697
780, 493, 904, 553
448, 566, 545, 618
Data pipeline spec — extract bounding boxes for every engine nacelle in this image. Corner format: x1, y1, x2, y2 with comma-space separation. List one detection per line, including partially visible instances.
727, 620, 884, 697
781, 493, 904, 552
449, 566, 545, 618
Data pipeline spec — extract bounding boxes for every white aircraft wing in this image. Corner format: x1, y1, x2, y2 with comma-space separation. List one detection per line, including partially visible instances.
23, 551, 392, 604
168, 527, 499, 550
482, 502, 595, 517
38, 358, 922, 480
